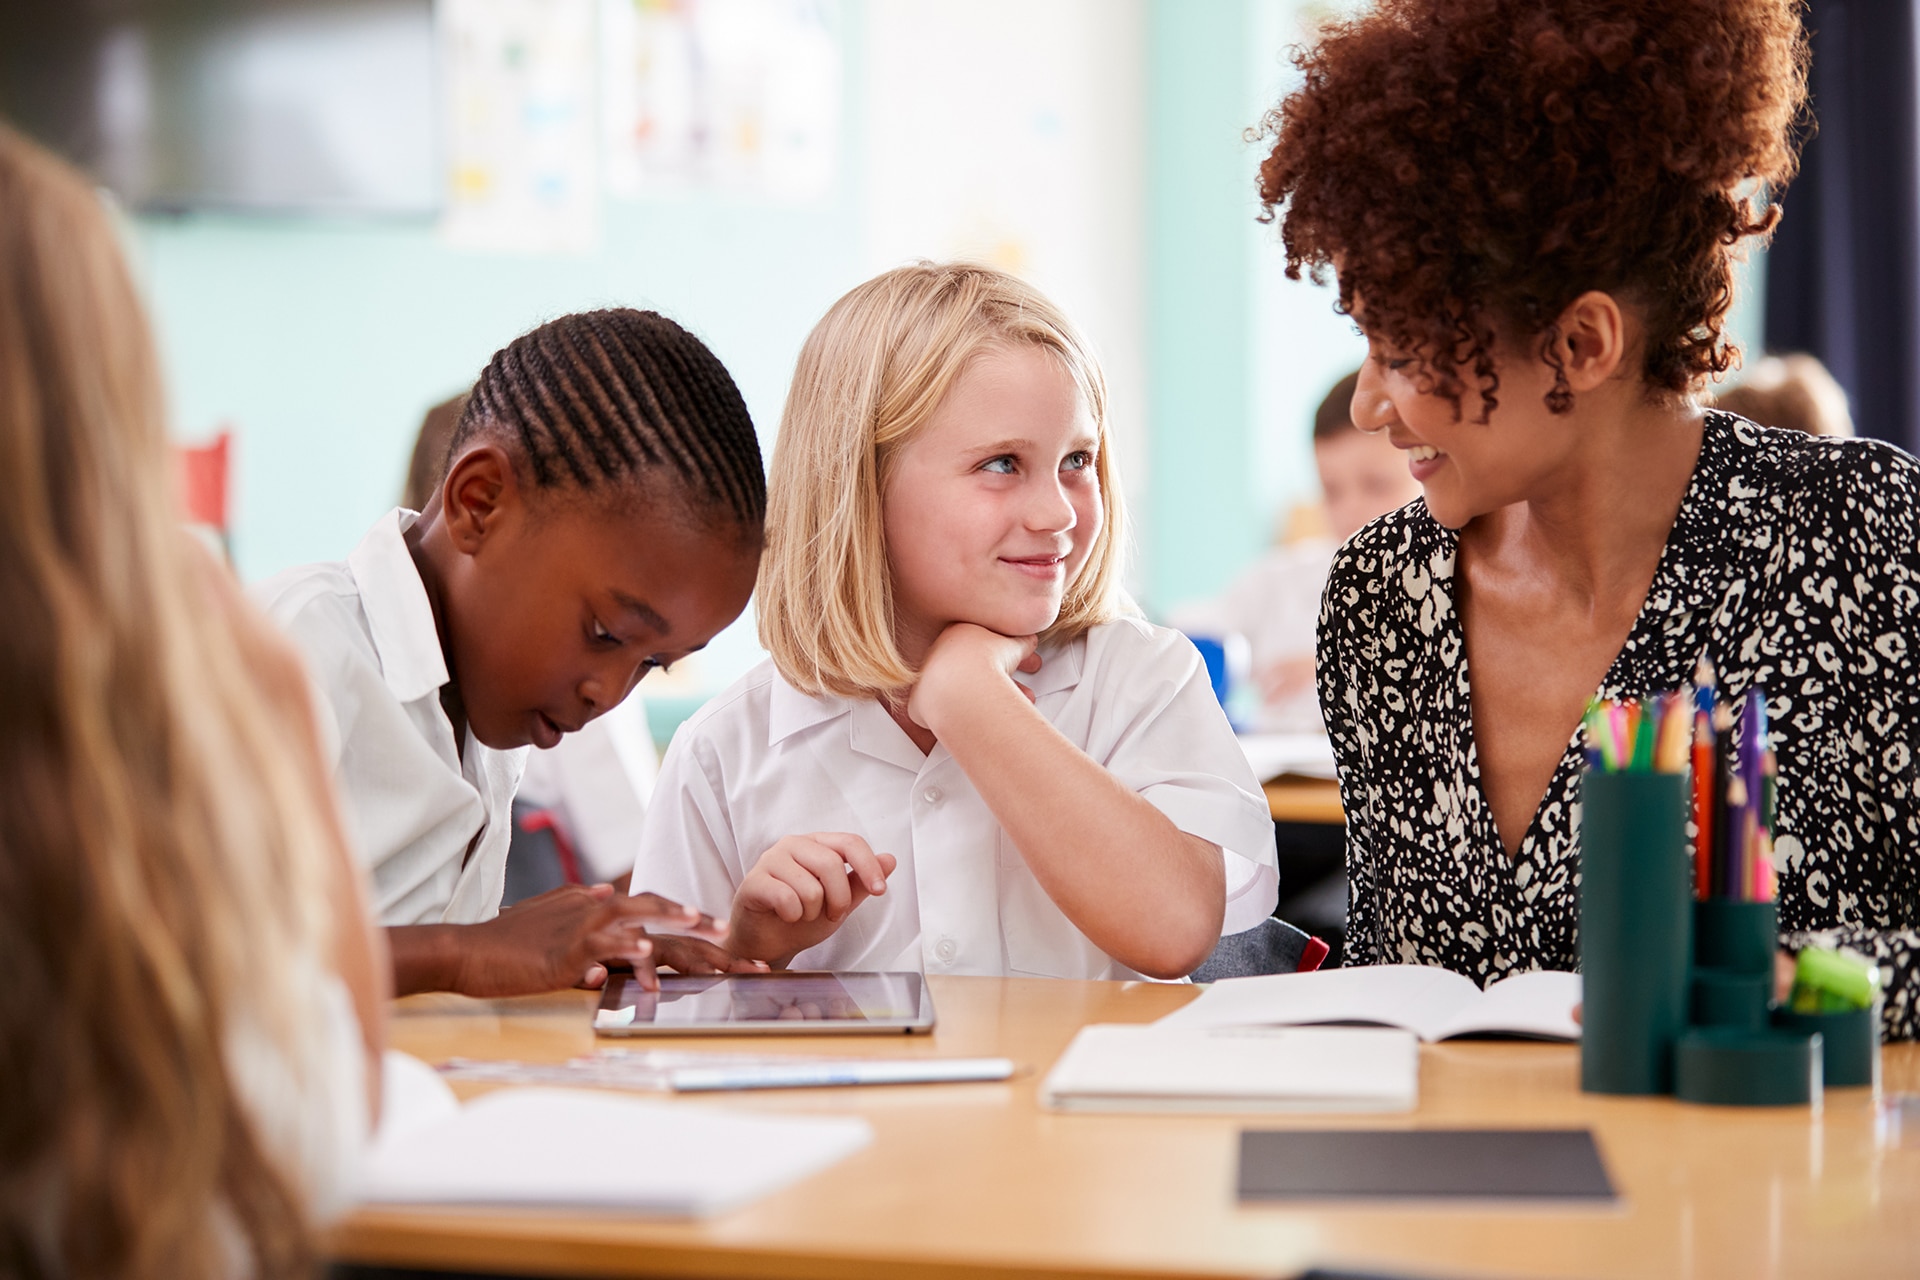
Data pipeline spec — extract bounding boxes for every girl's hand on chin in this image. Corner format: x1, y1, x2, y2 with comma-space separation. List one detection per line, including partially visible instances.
907, 623, 1042, 731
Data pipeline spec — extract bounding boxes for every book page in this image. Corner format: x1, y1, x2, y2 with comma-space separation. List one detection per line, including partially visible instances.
1158, 965, 1486, 1041
1433, 970, 1582, 1042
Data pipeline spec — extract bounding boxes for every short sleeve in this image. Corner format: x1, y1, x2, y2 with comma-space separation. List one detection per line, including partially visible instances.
630, 725, 749, 921
1079, 622, 1278, 934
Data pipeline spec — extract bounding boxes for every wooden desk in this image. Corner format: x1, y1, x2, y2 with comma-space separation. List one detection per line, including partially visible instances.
334, 977, 1920, 1280
1264, 775, 1344, 825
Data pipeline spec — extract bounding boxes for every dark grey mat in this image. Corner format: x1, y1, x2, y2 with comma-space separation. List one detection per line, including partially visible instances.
1239, 1128, 1616, 1201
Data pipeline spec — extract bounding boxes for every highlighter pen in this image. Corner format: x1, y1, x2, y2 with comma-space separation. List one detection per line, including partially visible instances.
1751, 690, 1774, 901
1629, 700, 1656, 772
1691, 709, 1716, 898
1711, 702, 1735, 898
1582, 700, 1607, 771
1690, 658, 1718, 898
1759, 745, 1778, 900
666, 1057, 1017, 1093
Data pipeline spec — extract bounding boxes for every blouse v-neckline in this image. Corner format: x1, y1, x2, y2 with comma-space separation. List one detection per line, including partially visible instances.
1439, 415, 1749, 879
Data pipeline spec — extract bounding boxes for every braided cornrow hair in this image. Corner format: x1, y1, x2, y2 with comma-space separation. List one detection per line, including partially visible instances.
452, 309, 765, 528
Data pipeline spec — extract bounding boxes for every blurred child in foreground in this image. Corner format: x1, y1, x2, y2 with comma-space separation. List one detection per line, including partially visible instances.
0, 123, 385, 1277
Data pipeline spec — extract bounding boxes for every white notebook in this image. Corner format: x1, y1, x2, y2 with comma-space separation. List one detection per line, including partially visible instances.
358, 1052, 872, 1215
1160, 966, 1582, 1043
1040, 1024, 1418, 1113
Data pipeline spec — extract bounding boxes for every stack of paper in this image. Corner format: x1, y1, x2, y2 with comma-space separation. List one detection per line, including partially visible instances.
1040, 1024, 1418, 1113
359, 1052, 872, 1215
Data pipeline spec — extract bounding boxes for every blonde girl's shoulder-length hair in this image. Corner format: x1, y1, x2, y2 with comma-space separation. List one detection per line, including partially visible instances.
759, 262, 1130, 700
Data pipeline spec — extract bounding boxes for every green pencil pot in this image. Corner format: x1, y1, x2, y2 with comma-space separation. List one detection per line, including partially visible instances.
1579, 770, 1692, 1096
1694, 899, 1778, 975
1774, 1003, 1881, 1089
1691, 967, 1771, 1030
1675, 1027, 1821, 1106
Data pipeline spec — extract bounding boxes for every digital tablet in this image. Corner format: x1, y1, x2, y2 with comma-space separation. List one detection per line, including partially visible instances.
593, 971, 936, 1036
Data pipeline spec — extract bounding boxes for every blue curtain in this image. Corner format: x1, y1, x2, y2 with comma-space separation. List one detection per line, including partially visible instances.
1764, 0, 1920, 454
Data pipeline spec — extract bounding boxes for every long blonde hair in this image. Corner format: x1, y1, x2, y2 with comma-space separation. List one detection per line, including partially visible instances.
0, 126, 340, 1276
758, 263, 1130, 698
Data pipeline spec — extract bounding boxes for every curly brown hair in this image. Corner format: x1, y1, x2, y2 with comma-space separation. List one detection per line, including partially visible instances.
1256, 0, 1808, 420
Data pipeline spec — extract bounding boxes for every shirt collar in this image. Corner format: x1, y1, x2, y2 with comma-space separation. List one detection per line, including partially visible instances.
763, 632, 1089, 750
346, 508, 449, 704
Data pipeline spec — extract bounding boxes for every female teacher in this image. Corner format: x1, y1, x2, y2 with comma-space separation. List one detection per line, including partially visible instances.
1259, 0, 1920, 1038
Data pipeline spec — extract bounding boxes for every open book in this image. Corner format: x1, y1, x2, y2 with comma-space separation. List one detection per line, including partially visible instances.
1160, 965, 1582, 1043
358, 1052, 872, 1215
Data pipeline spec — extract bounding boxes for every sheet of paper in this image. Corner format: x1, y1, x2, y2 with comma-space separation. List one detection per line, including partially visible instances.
362, 1053, 871, 1215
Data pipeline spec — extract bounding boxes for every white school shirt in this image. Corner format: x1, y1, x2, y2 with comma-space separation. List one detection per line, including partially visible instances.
516, 693, 659, 883
255, 509, 527, 926
633, 617, 1278, 980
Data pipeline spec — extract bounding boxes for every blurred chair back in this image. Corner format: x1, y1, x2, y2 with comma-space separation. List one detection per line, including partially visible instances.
1191, 917, 1330, 982
175, 427, 233, 556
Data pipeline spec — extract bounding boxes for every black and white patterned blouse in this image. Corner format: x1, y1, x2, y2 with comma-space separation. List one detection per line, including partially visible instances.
1318, 412, 1920, 1039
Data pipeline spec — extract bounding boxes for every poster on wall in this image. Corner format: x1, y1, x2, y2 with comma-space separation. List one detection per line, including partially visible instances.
599, 0, 840, 203
441, 0, 600, 252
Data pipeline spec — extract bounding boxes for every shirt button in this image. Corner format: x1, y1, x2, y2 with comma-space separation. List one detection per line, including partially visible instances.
922, 786, 943, 804
936, 937, 957, 962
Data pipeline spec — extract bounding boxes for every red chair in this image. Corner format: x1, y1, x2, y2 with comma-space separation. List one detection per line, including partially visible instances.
175, 428, 232, 557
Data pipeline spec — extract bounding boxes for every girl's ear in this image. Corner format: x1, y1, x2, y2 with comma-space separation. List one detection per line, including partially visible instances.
439, 445, 522, 555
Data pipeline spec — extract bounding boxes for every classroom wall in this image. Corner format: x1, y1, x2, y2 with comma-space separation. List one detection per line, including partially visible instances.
1145, 0, 1366, 615
123, 2, 873, 695
121, 0, 1767, 716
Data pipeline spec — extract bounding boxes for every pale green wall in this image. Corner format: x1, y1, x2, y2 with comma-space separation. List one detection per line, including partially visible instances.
122, 13, 869, 699
1144, 0, 1366, 615
1144, 0, 1260, 614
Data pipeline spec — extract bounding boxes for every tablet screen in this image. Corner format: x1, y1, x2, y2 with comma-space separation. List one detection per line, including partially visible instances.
593, 971, 933, 1035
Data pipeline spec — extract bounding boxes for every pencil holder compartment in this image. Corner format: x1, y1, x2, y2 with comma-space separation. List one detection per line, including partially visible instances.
1694, 899, 1778, 976
1774, 1003, 1880, 1090
1675, 1027, 1822, 1107
1690, 968, 1771, 1030
1579, 770, 1692, 1096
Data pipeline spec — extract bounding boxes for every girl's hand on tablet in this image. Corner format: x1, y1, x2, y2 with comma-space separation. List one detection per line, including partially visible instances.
908, 623, 1042, 733
729, 834, 897, 968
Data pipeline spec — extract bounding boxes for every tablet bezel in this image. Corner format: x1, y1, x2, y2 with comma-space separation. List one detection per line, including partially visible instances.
592, 970, 936, 1036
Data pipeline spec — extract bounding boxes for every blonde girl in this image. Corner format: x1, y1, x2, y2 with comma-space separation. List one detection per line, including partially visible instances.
0, 125, 384, 1276
635, 263, 1276, 980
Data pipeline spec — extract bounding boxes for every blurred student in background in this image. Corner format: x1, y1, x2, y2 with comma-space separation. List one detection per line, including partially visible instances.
1170, 369, 1421, 732
1712, 352, 1854, 437
0, 124, 384, 1277
403, 393, 662, 895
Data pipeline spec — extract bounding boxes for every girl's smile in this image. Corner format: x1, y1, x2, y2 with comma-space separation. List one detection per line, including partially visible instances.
881, 343, 1100, 665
